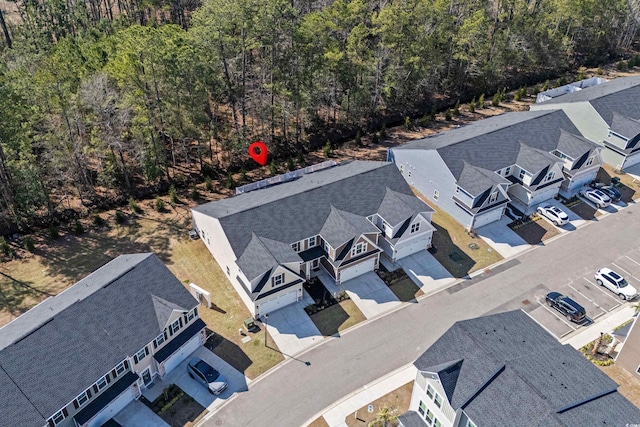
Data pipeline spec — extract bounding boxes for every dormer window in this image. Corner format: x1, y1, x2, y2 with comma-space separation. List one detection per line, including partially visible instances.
308, 236, 316, 247
545, 171, 555, 182
518, 169, 526, 180
323, 240, 330, 253
504, 166, 511, 176
552, 150, 568, 160
381, 221, 389, 234
291, 242, 300, 252
489, 192, 498, 203
351, 242, 366, 257
272, 273, 284, 288
411, 223, 420, 233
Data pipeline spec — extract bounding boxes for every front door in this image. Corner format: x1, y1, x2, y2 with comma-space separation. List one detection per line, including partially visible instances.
142, 368, 152, 386
312, 259, 320, 269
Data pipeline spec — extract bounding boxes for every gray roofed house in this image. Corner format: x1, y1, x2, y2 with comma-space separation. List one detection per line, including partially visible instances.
0, 253, 206, 427
531, 75, 640, 170
191, 160, 436, 317
389, 109, 601, 230
398, 310, 640, 427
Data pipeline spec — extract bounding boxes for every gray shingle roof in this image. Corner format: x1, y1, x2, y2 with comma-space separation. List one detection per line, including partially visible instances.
377, 188, 431, 226
320, 206, 380, 248
413, 310, 640, 425
394, 110, 593, 183
457, 162, 510, 196
236, 234, 302, 281
0, 367, 46, 427
610, 112, 640, 138
193, 161, 431, 259
557, 129, 596, 159
516, 143, 562, 173
0, 253, 198, 423
397, 410, 428, 427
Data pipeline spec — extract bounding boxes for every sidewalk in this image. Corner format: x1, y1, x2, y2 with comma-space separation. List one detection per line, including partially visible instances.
305, 364, 417, 427
563, 304, 637, 349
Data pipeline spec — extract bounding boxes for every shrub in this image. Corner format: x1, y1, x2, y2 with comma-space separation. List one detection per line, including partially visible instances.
576, 69, 584, 80
115, 210, 125, 224
380, 124, 387, 139
492, 93, 500, 106
269, 161, 278, 175
514, 88, 522, 101
204, 176, 213, 192
49, 226, 60, 240
633, 55, 640, 67
297, 152, 305, 165
469, 97, 476, 113
444, 109, 452, 121
93, 215, 105, 226
532, 84, 541, 95
323, 140, 332, 158
155, 197, 165, 212
453, 100, 460, 116
478, 94, 485, 108
24, 236, 35, 252
169, 185, 178, 204
542, 79, 550, 91
404, 116, 412, 130
355, 129, 362, 146
225, 173, 234, 189
240, 167, 247, 182
371, 132, 379, 144
0, 236, 10, 256
617, 60, 628, 71
596, 66, 604, 75
190, 185, 200, 200
557, 76, 567, 86
287, 157, 295, 171
73, 221, 84, 235
429, 106, 437, 120
128, 198, 141, 214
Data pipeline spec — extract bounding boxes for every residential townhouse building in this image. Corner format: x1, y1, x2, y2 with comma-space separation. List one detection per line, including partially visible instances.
0, 253, 206, 427
191, 161, 435, 318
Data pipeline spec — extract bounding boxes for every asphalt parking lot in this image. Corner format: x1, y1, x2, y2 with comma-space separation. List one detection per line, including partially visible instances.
494, 247, 640, 340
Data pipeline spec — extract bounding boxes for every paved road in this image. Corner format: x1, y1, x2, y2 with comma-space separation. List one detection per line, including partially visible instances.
205, 202, 640, 427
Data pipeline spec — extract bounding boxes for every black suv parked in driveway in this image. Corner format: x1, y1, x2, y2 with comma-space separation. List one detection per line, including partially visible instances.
545, 292, 587, 323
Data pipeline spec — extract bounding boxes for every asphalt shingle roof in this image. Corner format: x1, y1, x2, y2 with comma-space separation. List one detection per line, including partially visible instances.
0, 253, 199, 423
516, 143, 562, 173
556, 129, 596, 159
457, 162, 510, 196
397, 410, 428, 427
413, 310, 640, 425
394, 110, 595, 184
610, 112, 640, 138
320, 206, 380, 248
236, 234, 302, 281
193, 161, 433, 259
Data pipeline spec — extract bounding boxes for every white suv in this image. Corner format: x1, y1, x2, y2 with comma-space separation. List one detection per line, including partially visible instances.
579, 189, 611, 208
536, 204, 569, 226
594, 268, 638, 300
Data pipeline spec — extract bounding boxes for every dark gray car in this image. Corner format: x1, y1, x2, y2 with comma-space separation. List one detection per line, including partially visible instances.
545, 292, 587, 323
187, 357, 228, 394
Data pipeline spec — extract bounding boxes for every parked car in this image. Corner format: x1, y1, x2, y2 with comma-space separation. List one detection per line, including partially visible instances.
187, 357, 228, 394
590, 182, 622, 202
545, 292, 587, 323
536, 204, 570, 226
594, 268, 638, 300
579, 188, 611, 208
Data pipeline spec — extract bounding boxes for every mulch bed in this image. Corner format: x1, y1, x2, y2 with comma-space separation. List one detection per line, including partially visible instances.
568, 200, 599, 220
509, 215, 559, 244
143, 384, 207, 427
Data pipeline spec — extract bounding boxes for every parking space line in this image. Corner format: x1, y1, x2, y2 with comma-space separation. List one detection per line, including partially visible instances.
520, 309, 559, 338
538, 301, 577, 331
626, 255, 640, 266
567, 284, 607, 315
583, 277, 622, 307
612, 262, 631, 276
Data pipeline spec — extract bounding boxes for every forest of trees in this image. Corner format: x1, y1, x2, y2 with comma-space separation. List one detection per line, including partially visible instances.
0, 0, 639, 230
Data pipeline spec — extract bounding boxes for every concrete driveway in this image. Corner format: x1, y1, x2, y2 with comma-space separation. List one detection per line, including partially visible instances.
476, 217, 531, 258
341, 272, 402, 318
143, 346, 248, 412
397, 251, 455, 295
541, 199, 586, 232
115, 401, 169, 427
265, 298, 323, 356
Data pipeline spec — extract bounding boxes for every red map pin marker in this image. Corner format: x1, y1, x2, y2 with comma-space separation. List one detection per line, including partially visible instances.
248, 141, 268, 166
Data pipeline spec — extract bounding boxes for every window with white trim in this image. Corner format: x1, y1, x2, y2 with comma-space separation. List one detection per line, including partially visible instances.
76, 390, 89, 407
425, 409, 434, 424
272, 273, 284, 288
426, 384, 434, 399
545, 170, 555, 181
52, 410, 65, 425
308, 236, 316, 247
115, 361, 126, 376
434, 418, 442, 427
381, 221, 388, 235
170, 319, 181, 335
519, 169, 526, 180
489, 192, 498, 204
433, 190, 439, 201
226, 266, 230, 276
351, 242, 366, 257
434, 392, 443, 408
400, 165, 404, 174
291, 242, 300, 252
323, 240, 330, 253
504, 166, 511, 175
187, 309, 195, 321
585, 156, 594, 167
155, 332, 166, 347
96, 376, 108, 390
418, 400, 426, 416
411, 223, 420, 233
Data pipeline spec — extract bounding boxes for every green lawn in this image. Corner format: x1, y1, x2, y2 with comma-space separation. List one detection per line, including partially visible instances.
412, 188, 503, 277
0, 199, 283, 379
310, 299, 366, 336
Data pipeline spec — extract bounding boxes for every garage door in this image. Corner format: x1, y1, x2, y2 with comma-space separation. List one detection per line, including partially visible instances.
472, 207, 504, 229
529, 187, 558, 206
86, 387, 135, 427
568, 173, 596, 191
395, 238, 428, 260
257, 290, 298, 316
339, 257, 376, 283
163, 333, 202, 374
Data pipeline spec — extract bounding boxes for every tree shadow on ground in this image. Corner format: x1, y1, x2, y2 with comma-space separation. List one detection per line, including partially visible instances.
205, 333, 253, 375
430, 223, 476, 278
0, 272, 52, 317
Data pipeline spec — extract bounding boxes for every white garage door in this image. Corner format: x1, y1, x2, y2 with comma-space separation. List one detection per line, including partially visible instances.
339, 257, 376, 283
163, 333, 202, 374
257, 290, 298, 316
569, 173, 596, 191
472, 207, 504, 229
530, 186, 559, 206
395, 238, 428, 260
623, 153, 640, 169
87, 386, 135, 427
